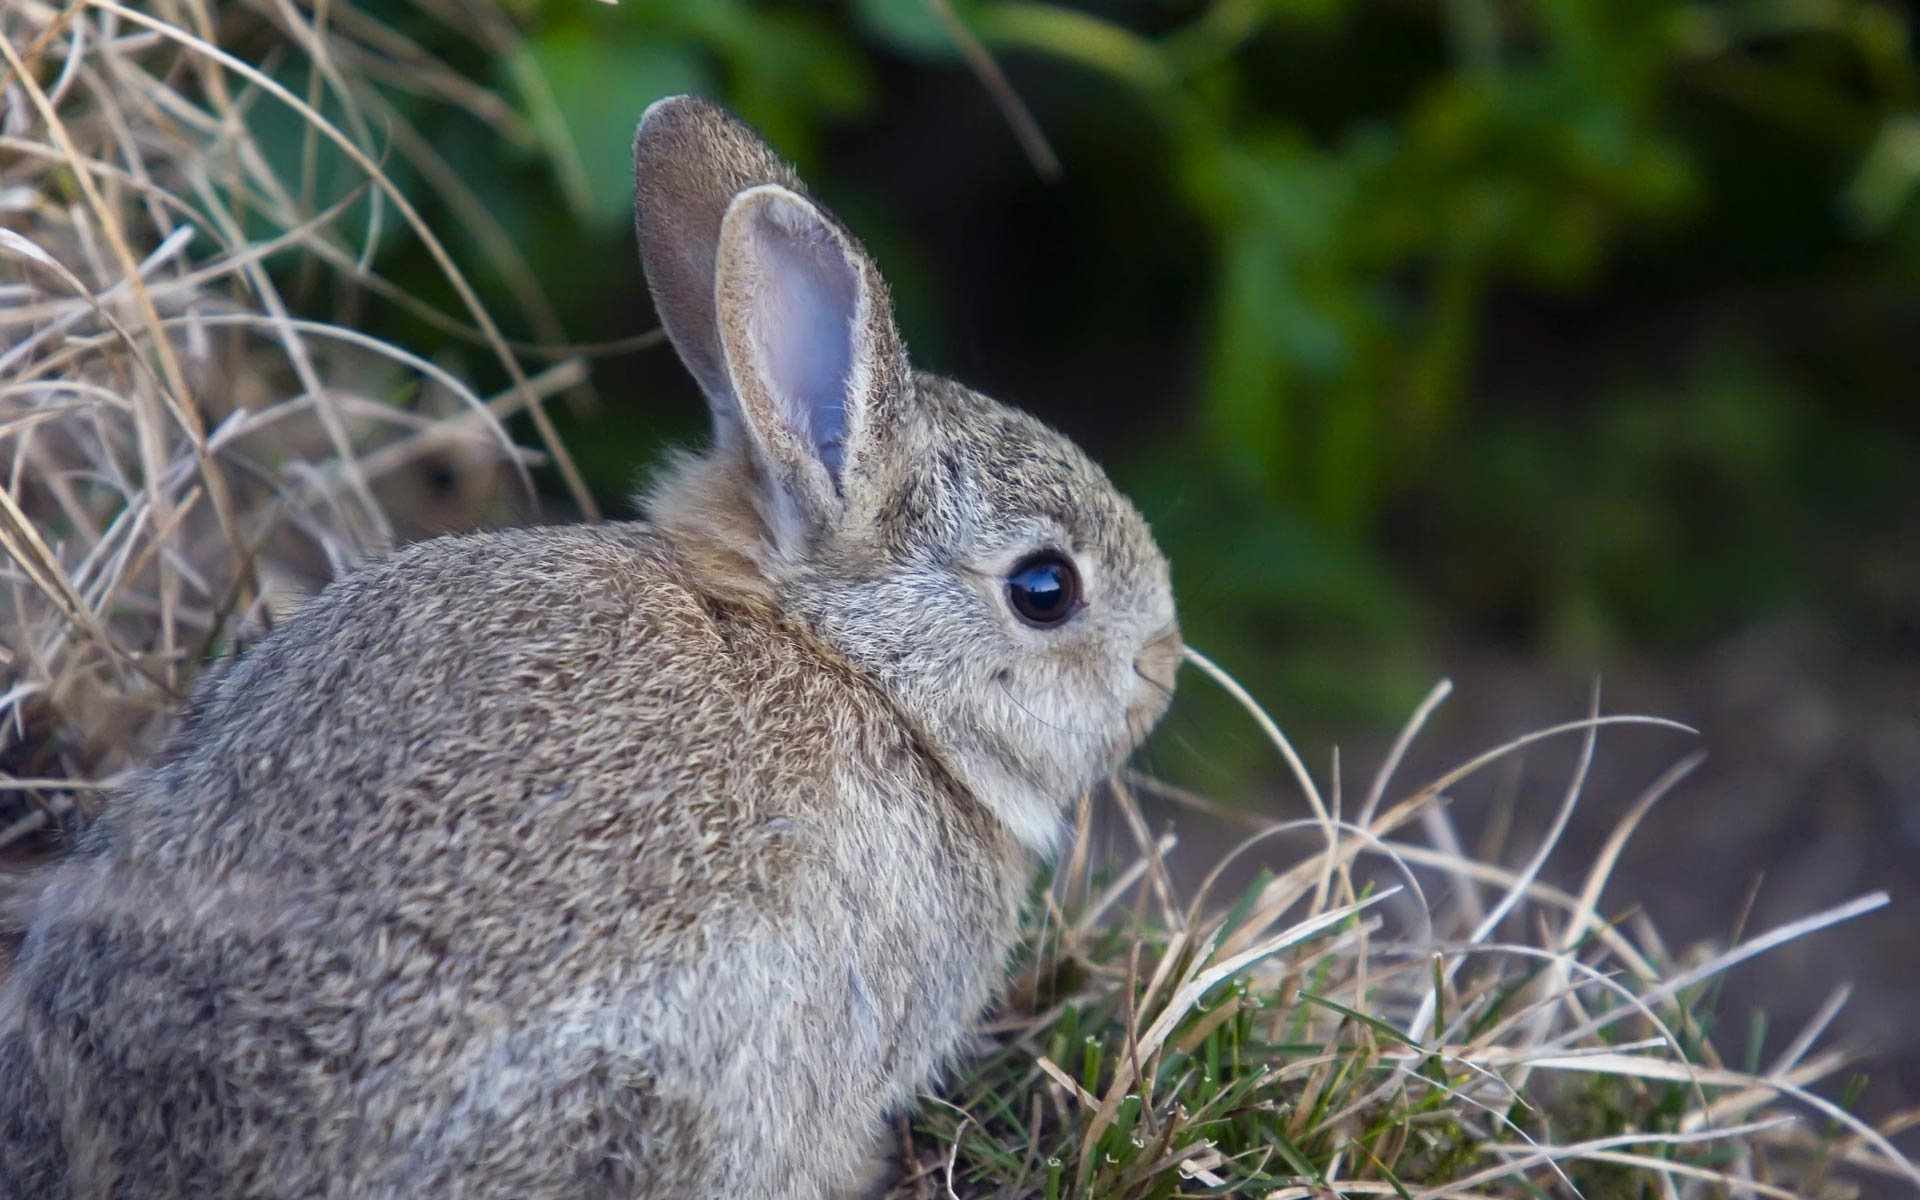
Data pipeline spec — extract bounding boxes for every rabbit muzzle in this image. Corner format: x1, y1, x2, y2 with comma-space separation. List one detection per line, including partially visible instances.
1126, 622, 1182, 748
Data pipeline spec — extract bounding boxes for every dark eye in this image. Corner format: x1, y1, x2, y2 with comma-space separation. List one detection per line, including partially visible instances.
1005, 552, 1082, 627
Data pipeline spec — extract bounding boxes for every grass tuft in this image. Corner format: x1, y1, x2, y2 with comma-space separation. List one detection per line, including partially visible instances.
0, 0, 585, 852
886, 653, 1919, 1199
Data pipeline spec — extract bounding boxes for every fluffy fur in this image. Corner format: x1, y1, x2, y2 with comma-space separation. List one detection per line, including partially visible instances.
0, 97, 1179, 1199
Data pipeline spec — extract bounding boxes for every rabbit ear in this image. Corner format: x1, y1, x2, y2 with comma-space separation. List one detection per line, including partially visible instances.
712, 184, 907, 551
632, 95, 806, 436
635, 95, 909, 556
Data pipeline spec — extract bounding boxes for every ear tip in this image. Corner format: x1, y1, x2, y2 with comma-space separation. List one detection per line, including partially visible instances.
631, 96, 802, 203
633, 93, 710, 157
641, 93, 696, 122
637, 94, 702, 133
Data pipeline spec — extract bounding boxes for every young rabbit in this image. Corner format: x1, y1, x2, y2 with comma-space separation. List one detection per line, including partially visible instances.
0, 96, 1180, 1199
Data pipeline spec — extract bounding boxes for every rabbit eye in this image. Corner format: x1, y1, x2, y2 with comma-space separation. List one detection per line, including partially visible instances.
1006, 552, 1082, 628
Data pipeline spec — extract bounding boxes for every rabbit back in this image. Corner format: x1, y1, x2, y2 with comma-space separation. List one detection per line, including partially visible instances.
0, 523, 1030, 1198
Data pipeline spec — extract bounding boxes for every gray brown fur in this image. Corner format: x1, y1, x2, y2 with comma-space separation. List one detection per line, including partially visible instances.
0, 97, 1178, 1198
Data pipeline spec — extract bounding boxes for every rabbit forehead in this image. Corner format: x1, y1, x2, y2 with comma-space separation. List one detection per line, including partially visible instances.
881, 377, 1167, 594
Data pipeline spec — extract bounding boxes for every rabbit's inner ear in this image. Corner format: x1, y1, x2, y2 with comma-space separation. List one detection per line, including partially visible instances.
716, 185, 878, 528
743, 212, 856, 481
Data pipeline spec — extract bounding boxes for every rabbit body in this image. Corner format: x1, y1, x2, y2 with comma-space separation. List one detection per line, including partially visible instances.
0, 97, 1179, 1198
3, 522, 1027, 1199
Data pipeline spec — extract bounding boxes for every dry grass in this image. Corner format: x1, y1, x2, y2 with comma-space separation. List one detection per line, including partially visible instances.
885, 655, 1920, 1198
0, 0, 603, 848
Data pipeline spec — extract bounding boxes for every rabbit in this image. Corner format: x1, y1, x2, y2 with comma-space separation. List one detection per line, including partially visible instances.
0, 95, 1181, 1200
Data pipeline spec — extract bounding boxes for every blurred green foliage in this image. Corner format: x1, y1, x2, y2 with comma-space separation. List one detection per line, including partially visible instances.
290, 0, 1920, 778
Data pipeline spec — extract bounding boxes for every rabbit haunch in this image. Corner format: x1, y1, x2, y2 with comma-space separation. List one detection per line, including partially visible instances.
0, 96, 1178, 1199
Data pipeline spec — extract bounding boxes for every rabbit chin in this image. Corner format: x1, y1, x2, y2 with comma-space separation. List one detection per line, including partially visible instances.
941, 692, 1168, 859
946, 745, 1085, 857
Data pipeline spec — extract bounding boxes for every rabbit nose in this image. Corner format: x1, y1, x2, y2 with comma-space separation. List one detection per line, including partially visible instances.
1133, 624, 1182, 698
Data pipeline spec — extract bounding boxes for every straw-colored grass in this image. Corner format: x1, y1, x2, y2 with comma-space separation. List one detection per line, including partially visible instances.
883, 659, 1918, 1198
3, 2, 1915, 1196
0, 0, 600, 846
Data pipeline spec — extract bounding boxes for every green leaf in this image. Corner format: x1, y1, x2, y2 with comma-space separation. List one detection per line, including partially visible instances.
1846, 113, 1920, 234
513, 29, 714, 231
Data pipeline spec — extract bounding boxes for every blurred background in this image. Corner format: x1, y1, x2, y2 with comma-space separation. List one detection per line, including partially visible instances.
7, 0, 1917, 1163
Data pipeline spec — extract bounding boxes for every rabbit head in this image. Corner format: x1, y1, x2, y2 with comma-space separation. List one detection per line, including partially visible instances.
634, 97, 1179, 853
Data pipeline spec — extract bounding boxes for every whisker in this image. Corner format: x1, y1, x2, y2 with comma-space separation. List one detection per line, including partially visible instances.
994, 677, 1107, 740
